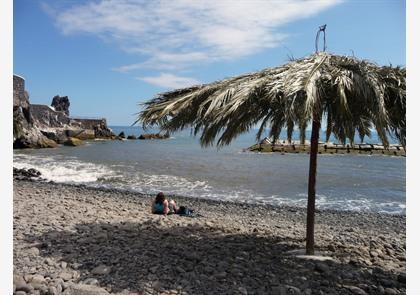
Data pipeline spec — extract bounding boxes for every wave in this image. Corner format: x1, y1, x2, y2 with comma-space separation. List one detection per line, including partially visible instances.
13, 154, 115, 183
13, 153, 405, 215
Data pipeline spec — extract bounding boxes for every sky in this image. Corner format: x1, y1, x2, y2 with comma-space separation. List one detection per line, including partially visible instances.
14, 0, 406, 126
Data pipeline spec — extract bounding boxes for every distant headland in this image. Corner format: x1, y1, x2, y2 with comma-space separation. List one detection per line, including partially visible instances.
13, 74, 116, 149
13, 75, 168, 149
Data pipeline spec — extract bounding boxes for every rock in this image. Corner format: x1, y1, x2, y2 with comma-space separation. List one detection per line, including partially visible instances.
94, 122, 115, 139
59, 271, 74, 281
138, 133, 169, 140
91, 265, 111, 275
238, 287, 248, 295
13, 75, 59, 149
44, 129, 66, 144
13, 167, 43, 180
14, 126, 58, 149
286, 285, 301, 293
15, 282, 34, 293
64, 137, 84, 146
343, 285, 368, 295
151, 281, 163, 292
314, 263, 329, 273
149, 265, 159, 273
48, 286, 59, 295
26, 246, 40, 256
82, 278, 99, 286
45, 258, 56, 267
14, 75, 113, 148
384, 288, 398, 295
33, 283, 49, 294
270, 285, 288, 295
397, 273, 405, 283
63, 283, 110, 295
118, 132, 126, 139
51, 95, 70, 116
30, 274, 46, 284
66, 129, 95, 140
127, 135, 137, 140
15, 291, 27, 295
14, 275, 26, 286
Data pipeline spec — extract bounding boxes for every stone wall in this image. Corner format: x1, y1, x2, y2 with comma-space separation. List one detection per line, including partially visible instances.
31, 104, 70, 128
70, 118, 107, 129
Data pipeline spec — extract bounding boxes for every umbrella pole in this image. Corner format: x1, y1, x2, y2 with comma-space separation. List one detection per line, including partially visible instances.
306, 115, 321, 255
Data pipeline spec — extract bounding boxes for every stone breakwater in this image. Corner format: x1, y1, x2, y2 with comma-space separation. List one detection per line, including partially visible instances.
248, 142, 406, 157
14, 180, 405, 295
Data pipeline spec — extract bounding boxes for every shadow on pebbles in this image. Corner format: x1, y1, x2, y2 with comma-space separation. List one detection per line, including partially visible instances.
13, 180, 406, 295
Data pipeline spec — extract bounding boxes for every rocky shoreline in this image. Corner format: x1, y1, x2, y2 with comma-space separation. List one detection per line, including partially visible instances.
14, 178, 406, 295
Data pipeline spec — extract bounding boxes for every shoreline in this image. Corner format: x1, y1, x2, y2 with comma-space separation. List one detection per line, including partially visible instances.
14, 174, 406, 217
14, 179, 406, 295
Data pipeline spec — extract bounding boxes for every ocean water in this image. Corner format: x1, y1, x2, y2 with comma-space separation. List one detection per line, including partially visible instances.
13, 126, 406, 214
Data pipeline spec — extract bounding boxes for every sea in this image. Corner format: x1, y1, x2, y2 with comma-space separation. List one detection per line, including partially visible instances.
13, 126, 406, 215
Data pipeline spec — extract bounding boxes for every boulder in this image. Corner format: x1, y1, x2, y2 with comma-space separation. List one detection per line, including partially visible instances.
127, 135, 137, 140
41, 130, 68, 144
13, 167, 42, 180
66, 129, 95, 140
14, 127, 58, 149
91, 265, 111, 275
138, 133, 169, 140
63, 284, 110, 295
118, 132, 126, 139
64, 137, 84, 147
93, 123, 115, 139
51, 95, 70, 116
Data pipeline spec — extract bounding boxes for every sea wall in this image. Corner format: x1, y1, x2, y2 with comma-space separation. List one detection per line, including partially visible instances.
31, 104, 70, 128
248, 141, 406, 156
70, 118, 107, 129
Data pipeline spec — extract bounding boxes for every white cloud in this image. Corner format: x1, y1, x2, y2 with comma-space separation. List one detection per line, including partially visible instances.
44, 0, 342, 85
137, 73, 201, 89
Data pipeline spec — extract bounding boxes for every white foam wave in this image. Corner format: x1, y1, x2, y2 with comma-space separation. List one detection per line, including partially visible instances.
14, 153, 115, 183
289, 193, 406, 214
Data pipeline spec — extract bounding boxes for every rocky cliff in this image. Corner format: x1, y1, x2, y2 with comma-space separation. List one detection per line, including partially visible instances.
13, 75, 57, 148
13, 74, 116, 149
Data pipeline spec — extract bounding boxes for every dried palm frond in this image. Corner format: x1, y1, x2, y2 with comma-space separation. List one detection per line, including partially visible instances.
137, 52, 405, 148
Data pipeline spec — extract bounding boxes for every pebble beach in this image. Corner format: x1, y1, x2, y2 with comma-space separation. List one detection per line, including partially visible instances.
13, 179, 406, 295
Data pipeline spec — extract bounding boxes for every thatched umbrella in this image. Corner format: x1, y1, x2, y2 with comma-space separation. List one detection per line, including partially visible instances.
136, 51, 405, 255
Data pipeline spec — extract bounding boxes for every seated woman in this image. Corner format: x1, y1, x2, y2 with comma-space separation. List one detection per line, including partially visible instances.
151, 192, 178, 215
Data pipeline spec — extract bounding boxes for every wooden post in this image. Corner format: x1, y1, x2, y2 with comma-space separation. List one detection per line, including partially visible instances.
306, 114, 321, 255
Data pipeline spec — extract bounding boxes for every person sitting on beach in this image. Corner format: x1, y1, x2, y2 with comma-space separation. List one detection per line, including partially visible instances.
151, 192, 178, 215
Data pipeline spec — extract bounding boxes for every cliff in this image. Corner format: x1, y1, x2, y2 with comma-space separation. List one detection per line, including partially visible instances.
13, 75, 57, 148
13, 75, 116, 149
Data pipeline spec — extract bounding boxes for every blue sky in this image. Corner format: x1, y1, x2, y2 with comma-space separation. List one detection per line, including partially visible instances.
14, 0, 406, 126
